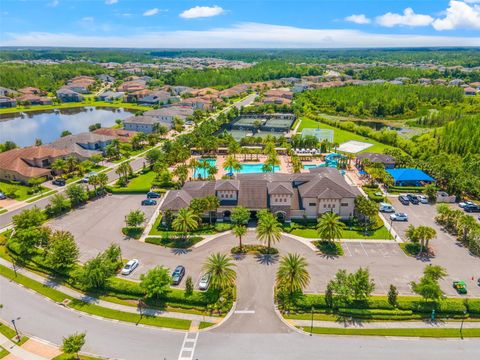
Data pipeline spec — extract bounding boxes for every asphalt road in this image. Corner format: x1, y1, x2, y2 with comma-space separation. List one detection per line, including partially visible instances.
2, 276, 480, 360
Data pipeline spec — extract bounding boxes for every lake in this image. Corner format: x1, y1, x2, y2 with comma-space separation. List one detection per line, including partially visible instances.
0, 107, 134, 147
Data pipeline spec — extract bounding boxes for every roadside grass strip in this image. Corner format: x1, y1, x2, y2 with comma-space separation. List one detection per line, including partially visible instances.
0, 346, 9, 359
53, 354, 105, 360
0, 264, 191, 331
302, 327, 480, 338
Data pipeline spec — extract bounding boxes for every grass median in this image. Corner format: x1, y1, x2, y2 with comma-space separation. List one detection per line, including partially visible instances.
0, 264, 191, 331
303, 326, 480, 338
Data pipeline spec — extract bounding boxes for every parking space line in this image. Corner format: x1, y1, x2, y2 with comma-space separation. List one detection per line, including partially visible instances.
359, 242, 369, 256
343, 242, 353, 257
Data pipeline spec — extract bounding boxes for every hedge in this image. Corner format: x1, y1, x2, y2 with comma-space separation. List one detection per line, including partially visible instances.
338, 308, 413, 319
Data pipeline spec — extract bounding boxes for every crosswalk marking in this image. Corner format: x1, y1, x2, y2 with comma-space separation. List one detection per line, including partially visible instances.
178, 332, 199, 360
234, 310, 255, 314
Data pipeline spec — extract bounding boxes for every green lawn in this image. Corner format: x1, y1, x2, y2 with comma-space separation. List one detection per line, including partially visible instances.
26, 189, 57, 203
110, 171, 157, 193
199, 321, 215, 329
298, 117, 397, 154
289, 226, 392, 240
0, 347, 9, 359
0, 181, 48, 202
149, 217, 232, 236
0, 209, 6, 215
304, 327, 480, 338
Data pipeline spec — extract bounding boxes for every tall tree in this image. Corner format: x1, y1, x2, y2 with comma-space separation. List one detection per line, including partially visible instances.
202, 253, 236, 291
232, 224, 247, 252
172, 208, 199, 241
256, 211, 282, 251
316, 212, 345, 243
276, 253, 310, 295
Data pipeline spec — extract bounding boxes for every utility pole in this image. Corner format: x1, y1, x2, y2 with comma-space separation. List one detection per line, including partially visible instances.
11, 319, 20, 342
310, 306, 314, 336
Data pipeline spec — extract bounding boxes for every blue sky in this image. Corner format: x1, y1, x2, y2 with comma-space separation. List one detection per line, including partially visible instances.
1, 0, 479, 47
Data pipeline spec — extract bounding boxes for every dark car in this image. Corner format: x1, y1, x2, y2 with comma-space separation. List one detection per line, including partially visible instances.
141, 199, 157, 206
147, 191, 161, 199
0, 192, 6, 200
464, 204, 480, 213
406, 194, 419, 204
171, 265, 185, 285
52, 178, 66, 186
398, 195, 410, 205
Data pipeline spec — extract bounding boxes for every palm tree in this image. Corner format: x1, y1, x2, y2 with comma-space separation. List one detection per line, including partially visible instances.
205, 195, 220, 225
188, 158, 200, 179
96, 172, 109, 191
416, 225, 437, 254
202, 253, 236, 291
233, 224, 247, 252
88, 174, 99, 194
51, 158, 67, 176
224, 155, 241, 175
457, 214, 477, 242
256, 212, 282, 252
228, 141, 241, 160
316, 212, 345, 243
115, 161, 132, 185
276, 253, 310, 295
65, 156, 79, 174
265, 154, 280, 173
172, 208, 199, 242
173, 164, 189, 185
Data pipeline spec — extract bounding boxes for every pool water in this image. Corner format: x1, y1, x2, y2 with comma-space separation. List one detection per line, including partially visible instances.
193, 158, 217, 179
226, 163, 280, 174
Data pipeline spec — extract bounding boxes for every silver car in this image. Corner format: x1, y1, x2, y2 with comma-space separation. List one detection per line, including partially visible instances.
198, 273, 211, 290
121, 259, 139, 275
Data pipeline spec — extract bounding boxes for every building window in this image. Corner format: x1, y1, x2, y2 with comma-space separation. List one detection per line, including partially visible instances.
341, 203, 348, 207
309, 202, 316, 206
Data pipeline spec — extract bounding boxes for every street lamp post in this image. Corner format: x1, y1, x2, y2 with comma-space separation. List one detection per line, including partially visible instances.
11, 319, 20, 342
460, 310, 467, 340
310, 306, 314, 336
12, 258, 17, 277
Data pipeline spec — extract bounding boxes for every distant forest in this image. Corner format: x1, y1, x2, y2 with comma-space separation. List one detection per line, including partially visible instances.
1, 48, 480, 67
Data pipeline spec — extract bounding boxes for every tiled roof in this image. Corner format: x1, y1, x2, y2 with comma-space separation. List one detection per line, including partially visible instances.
0, 146, 68, 178
160, 190, 192, 211
214, 180, 240, 191
238, 179, 268, 209
267, 182, 294, 195
123, 115, 157, 125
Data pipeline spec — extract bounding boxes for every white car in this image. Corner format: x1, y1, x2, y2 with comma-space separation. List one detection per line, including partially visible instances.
390, 213, 408, 222
459, 201, 474, 208
121, 259, 139, 275
418, 195, 428, 204
198, 273, 211, 291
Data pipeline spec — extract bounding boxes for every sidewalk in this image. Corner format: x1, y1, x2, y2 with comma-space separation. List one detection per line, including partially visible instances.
0, 258, 219, 324
289, 318, 480, 329
0, 333, 48, 360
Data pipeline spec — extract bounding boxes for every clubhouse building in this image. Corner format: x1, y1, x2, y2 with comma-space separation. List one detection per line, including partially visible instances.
160, 167, 360, 222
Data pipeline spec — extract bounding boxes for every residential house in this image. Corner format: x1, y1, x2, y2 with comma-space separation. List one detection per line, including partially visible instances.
48, 132, 115, 160
123, 115, 169, 133
0, 146, 69, 184
264, 89, 293, 99
171, 86, 194, 96
137, 90, 180, 106
178, 97, 213, 110
0, 96, 17, 108
469, 82, 480, 91
464, 87, 478, 96
160, 168, 360, 222
92, 128, 137, 142
117, 80, 147, 93
56, 88, 84, 102
0, 87, 18, 97
97, 91, 125, 102
144, 106, 194, 123
18, 87, 42, 95
16, 94, 52, 105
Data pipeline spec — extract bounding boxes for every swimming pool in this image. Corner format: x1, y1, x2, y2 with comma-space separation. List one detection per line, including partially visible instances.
303, 163, 327, 169
193, 158, 217, 179
226, 163, 280, 174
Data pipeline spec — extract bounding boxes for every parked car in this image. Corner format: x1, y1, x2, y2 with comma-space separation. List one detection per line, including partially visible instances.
379, 202, 395, 213
417, 195, 428, 204
141, 199, 157, 206
81, 172, 97, 183
390, 213, 408, 221
147, 191, 161, 198
52, 178, 66, 186
459, 201, 474, 208
171, 265, 185, 285
453, 281, 467, 295
464, 204, 480, 213
121, 259, 139, 275
398, 195, 410, 205
198, 273, 211, 291
0, 192, 6, 200
406, 194, 419, 204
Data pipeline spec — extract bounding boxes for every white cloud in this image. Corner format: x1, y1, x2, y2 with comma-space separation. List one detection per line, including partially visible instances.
376, 8, 433, 27
432, 1, 480, 30
344, 14, 371, 24
105, 0, 118, 5
2, 23, 479, 48
47, 0, 59, 7
143, 8, 159, 16
180, 5, 225, 19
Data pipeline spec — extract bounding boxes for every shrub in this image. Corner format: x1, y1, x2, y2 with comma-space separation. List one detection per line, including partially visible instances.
230, 244, 279, 255
313, 241, 344, 256
337, 308, 413, 319
122, 227, 144, 239
145, 236, 203, 248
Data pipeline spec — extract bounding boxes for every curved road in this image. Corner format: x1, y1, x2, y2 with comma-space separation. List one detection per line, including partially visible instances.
2, 276, 479, 360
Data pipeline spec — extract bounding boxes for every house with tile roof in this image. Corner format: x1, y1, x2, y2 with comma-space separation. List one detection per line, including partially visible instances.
48, 132, 116, 160
0, 146, 70, 184
160, 167, 360, 222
